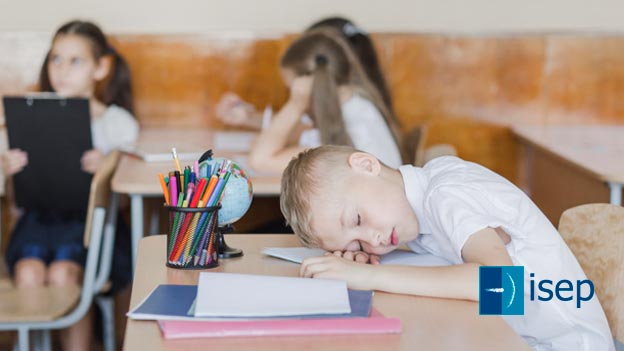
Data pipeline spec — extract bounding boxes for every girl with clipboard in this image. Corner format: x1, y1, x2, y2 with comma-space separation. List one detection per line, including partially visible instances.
1, 20, 138, 350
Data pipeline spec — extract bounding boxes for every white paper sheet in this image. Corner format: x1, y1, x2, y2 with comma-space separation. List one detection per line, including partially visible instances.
261, 247, 326, 263
213, 131, 257, 152
262, 247, 452, 266
380, 250, 452, 266
126, 151, 203, 163
195, 272, 351, 317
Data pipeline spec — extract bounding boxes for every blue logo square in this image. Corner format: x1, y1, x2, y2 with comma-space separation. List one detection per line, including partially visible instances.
479, 266, 524, 315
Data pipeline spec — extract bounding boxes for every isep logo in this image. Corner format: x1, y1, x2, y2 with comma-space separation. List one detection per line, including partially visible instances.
479, 266, 524, 315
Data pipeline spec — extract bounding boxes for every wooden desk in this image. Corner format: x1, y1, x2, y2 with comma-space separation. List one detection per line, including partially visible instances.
124, 235, 530, 351
111, 128, 281, 267
513, 125, 624, 222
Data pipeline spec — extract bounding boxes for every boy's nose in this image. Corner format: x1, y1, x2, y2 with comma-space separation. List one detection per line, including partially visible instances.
371, 231, 385, 246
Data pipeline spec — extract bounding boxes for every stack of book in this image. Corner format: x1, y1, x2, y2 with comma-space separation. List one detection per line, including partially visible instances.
128, 272, 401, 339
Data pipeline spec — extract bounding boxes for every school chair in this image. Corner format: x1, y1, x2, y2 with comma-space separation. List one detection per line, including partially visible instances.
404, 124, 457, 166
0, 151, 120, 351
403, 125, 427, 166
422, 144, 457, 165
558, 203, 624, 350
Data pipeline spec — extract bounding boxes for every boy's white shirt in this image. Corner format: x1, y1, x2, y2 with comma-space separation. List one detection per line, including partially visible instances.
298, 94, 402, 169
399, 157, 614, 351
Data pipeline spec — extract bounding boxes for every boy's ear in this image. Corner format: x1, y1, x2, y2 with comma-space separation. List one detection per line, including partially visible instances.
347, 152, 381, 176
93, 56, 112, 81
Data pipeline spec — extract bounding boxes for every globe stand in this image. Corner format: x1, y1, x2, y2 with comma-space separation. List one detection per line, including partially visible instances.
217, 224, 243, 258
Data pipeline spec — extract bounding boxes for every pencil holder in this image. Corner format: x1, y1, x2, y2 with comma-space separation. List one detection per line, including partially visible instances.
165, 205, 220, 269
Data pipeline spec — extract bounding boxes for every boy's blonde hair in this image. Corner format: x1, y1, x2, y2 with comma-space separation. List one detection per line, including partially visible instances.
280, 145, 357, 247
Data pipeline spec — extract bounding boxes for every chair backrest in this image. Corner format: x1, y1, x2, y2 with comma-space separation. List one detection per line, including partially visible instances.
422, 144, 458, 164
83, 151, 120, 246
403, 125, 428, 166
558, 203, 624, 345
0, 152, 119, 336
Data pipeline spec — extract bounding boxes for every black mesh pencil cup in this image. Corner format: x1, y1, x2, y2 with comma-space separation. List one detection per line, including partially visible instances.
165, 205, 220, 269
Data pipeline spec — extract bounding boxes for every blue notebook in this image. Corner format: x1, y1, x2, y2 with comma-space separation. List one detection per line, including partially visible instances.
128, 284, 373, 321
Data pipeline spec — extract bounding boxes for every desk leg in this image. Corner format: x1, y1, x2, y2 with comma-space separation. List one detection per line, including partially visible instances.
130, 194, 144, 270
608, 182, 623, 206
149, 206, 160, 235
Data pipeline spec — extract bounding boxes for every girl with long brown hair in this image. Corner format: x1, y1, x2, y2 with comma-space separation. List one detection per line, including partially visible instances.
248, 28, 403, 172
216, 17, 395, 129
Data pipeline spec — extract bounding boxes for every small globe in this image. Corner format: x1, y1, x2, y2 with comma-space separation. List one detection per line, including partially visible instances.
199, 157, 253, 226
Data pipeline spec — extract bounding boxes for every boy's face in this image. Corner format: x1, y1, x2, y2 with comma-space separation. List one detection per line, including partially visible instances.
308, 153, 420, 256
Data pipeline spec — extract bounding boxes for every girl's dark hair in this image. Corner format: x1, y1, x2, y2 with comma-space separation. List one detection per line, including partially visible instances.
280, 29, 403, 155
38, 20, 134, 114
307, 17, 393, 114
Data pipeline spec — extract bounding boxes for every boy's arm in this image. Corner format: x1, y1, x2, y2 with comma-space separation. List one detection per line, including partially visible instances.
301, 227, 513, 301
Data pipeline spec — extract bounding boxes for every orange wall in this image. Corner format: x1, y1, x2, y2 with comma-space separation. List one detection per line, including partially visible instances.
2, 32, 624, 182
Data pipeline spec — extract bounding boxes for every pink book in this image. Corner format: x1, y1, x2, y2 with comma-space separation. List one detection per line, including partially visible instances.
158, 312, 401, 339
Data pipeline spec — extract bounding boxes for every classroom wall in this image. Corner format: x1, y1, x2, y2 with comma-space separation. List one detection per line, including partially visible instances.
2, 0, 624, 185
2, 0, 624, 33
3, 31, 624, 184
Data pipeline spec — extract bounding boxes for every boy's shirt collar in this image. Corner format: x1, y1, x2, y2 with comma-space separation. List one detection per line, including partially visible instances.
398, 165, 432, 235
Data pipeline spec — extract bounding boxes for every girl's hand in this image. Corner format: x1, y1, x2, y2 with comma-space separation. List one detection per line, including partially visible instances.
300, 255, 376, 291
288, 76, 313, 109
81, 149, 104, 174
328, 250, 381, 265
2, 149, 28, 176
216, 93, 258, 127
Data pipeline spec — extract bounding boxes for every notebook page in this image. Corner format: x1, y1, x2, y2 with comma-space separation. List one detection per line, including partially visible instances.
195, 272, 351, 317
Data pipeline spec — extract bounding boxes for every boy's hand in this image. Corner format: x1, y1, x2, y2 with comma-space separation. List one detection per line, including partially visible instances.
81, 149, 104, 174
328, 250, 381, 265
2, 148, 28, 175
300, 255, 375, 290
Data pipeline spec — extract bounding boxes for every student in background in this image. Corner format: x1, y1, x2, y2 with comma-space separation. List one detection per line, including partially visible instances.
1, 20, 138, 351
248, 28, 403, 173
216, 17, 394, 129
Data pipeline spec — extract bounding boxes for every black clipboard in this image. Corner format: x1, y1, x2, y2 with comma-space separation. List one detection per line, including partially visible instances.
3, 95, 93, 217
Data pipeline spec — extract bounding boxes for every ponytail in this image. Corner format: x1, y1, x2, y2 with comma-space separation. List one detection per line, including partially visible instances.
306, 17, 394, 114
101, 49, 134, 114
311, 55, 352, 146
38, 51, 53, 92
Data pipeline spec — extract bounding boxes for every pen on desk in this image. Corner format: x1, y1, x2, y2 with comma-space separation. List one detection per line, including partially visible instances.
171, 147, 183, 173
174, 171, 181, 196
170, 176, 178, 207
158, 173, 170, 205
183, 167, 190, 193
168, 192, 185, 259
170, 177, 208, 261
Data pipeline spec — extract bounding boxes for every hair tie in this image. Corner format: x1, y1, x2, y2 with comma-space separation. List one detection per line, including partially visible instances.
106, 46, 117, 55
315, 54, 328, 66
342, 23, 366, 37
